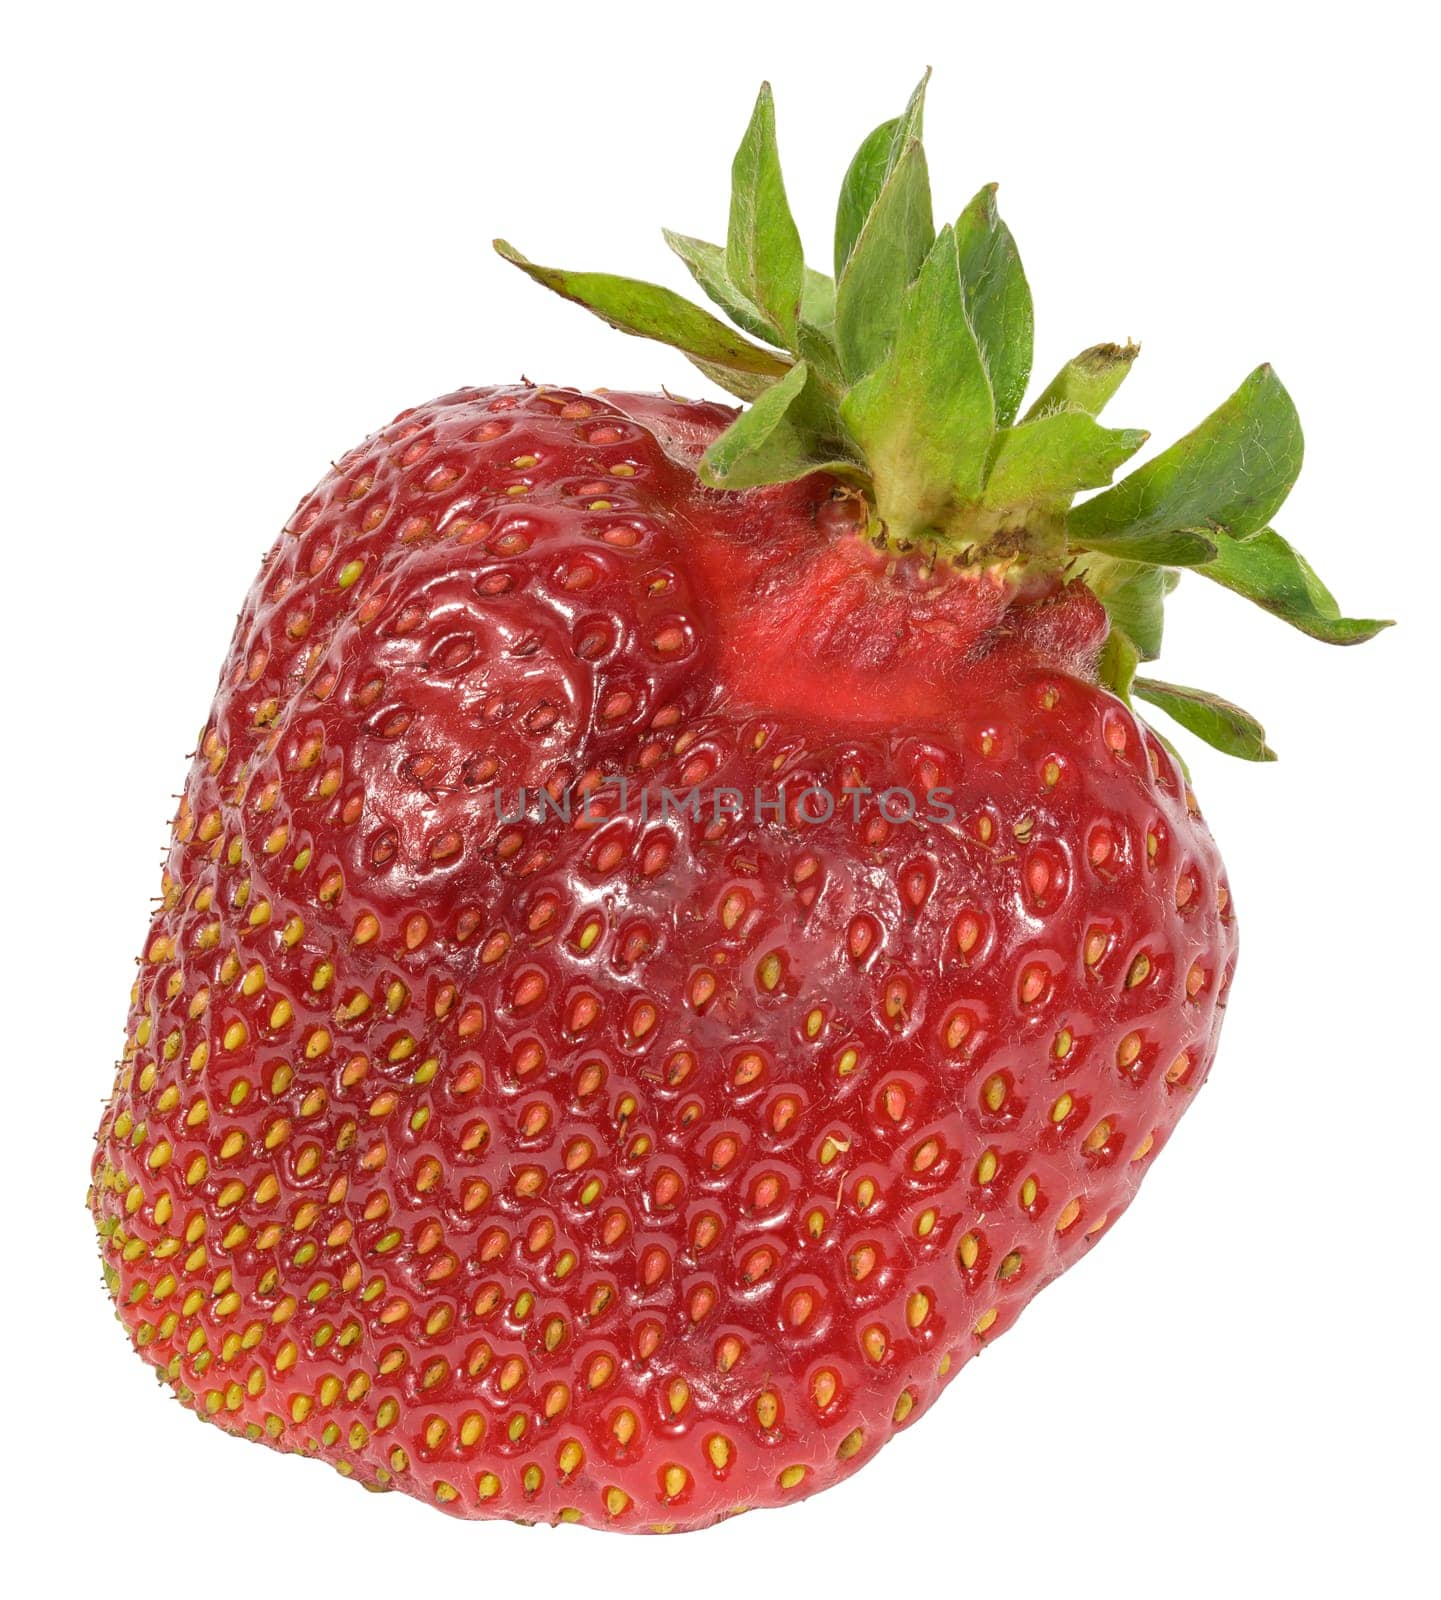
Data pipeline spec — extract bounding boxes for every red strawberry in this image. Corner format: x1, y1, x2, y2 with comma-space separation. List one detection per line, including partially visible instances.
90, 75, 1387, 1533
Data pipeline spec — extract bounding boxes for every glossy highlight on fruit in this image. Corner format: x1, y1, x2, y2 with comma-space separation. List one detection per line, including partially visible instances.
90, 75, 1388, 1533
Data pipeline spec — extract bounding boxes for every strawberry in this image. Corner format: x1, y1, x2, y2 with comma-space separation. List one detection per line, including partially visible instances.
90, 74, 1388, 1533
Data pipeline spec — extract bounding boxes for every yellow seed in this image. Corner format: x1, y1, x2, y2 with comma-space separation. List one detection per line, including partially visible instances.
1083, 1119, 1112, 1153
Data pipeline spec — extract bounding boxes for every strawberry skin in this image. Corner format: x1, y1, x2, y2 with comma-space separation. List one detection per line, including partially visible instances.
91, 383, 1235, 1531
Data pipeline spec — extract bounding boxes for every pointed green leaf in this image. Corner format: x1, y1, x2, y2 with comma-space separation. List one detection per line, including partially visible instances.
954, 186, 1034, 428
1083, 557, 1167, 660
699, 360, 862, 490
840, 226, 994, 539
727, 84, 805, 345
796, 319, 844, 392
493, 241, 792, 381
886, 72, 930, 160
1197, 527, 1392, 644
1134, 677, 1277, 762
834, 138, 935, 382
1024, 342, 1139, 422
982, 412, 1148, 510
662, 231, 778, 344
834, 119, 898, 281
801, 267, 836, 333
685, 358, 780, 403
1068, 364, 1304, 548
833, 71, 929, 279
1097, 627, 1141, 700
1071, 526, 1218, 566
660, 235, 840, 397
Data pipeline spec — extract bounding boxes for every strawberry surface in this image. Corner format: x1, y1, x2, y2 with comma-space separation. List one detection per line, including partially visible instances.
91, 382, 1236, 1530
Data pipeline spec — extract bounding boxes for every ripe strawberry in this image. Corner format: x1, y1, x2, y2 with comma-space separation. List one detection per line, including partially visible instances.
90, 74, 1387, 1533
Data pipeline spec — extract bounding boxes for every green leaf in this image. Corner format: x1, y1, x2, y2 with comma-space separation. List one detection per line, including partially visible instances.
834, 137, 935, 382
662, 230, 779, 345
886, 71, 930, 160
1068, 364, 1304, 548
1071, 525, 1218, 566
685, 358, 779, 403
832, 71, 929, 279
1197, 527, 1393, 644
1083, 557, 1168, 660
700, 360, 862, 490
982, 412, 1148, 510
727, 83, 805, 345
796, 319, 844, 392
797, 267, 842, 387
834, 119, 898, 281
839, 226, 994, 539
954, 185, 1034, 428
1097, 627, 1141, 699
493, 241, 792, 381
801, 267, 836, 333
1133, 677, 1277, 762
1024, 342, 1139, 422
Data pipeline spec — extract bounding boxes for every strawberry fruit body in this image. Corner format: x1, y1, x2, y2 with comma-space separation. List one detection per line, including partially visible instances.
91, 76, 1387, 1533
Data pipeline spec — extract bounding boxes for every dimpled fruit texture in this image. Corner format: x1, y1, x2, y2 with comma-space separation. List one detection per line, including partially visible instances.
91, 383, 1236, 1532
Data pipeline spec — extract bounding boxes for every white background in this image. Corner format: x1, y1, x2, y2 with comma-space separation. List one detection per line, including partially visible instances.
4, 2, 1434, 1593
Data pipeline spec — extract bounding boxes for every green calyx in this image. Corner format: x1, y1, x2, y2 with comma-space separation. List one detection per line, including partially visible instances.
495, 72, 1390, 761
